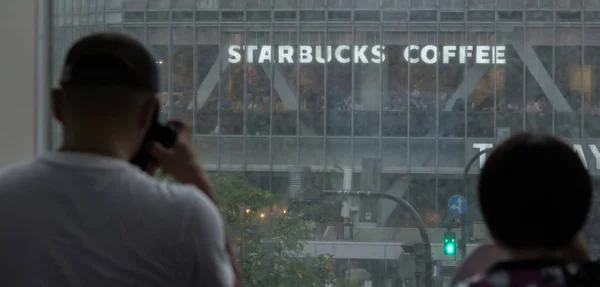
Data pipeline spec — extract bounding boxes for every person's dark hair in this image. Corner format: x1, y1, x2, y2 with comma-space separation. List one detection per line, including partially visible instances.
478, 133, 592, 250
57, 33, 160, 119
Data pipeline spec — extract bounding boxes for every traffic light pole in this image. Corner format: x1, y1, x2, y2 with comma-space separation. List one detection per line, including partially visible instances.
462, 148, 491, 260
322, 190, 432, 287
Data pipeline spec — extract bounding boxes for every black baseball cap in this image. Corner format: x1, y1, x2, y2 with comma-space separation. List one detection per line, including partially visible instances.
59, 32, 159, 93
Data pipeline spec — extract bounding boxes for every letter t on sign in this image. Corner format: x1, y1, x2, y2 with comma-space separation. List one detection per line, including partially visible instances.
473, 143, 494, 168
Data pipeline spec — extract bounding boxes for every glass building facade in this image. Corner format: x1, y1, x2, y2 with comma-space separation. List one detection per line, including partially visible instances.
52, 0, 600, 286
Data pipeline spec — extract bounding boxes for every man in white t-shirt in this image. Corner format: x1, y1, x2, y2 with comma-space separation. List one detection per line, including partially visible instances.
0, 33, 239, 286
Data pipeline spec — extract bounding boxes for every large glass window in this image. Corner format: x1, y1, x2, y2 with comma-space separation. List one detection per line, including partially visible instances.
51, 1, 600, 285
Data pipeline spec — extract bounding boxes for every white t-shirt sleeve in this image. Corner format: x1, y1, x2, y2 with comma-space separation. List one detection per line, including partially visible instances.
176, 186, 235, 287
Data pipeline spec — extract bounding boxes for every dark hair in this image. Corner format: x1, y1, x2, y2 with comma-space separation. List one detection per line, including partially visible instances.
478, 133, 592, 249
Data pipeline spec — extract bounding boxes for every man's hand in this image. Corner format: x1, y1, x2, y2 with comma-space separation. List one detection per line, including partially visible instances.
148, 120, 214, 200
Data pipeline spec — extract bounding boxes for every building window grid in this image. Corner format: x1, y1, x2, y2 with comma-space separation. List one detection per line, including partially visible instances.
49, 5, 585, 144
52, 0, 598, 224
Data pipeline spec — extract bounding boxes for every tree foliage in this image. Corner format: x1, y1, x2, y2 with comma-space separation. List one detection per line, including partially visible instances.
155, 170, 360, 287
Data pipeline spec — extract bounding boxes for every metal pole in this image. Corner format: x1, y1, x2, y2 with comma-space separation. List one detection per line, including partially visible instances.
322, 190, 432, 287
36, 0, 53, 156
461, 148, 491, 259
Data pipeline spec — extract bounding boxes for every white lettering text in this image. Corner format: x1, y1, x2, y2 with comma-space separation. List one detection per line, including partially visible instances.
227, 45, 507, 65
278, 45, 294, 63
228, 45, 242, 63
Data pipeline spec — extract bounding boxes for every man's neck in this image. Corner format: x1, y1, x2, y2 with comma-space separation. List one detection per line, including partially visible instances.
60, 137, 134, 161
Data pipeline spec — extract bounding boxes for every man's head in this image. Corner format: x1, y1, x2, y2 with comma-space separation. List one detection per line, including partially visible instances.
479, 133, 592, 252
52, 33, 160, 159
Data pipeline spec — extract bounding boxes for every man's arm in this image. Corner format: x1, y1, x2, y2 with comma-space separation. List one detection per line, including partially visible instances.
190, 181, 242, 287
149, 120, 241, 286
182, 190, 235, 287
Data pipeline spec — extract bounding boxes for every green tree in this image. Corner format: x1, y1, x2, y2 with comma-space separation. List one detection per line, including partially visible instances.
155, 170, 359, 287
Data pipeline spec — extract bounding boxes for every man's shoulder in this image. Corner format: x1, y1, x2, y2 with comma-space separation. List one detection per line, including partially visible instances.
150, 180, 221, 224
0, 159, 37, 174
0, 160, 43, 187
159, 182, 225, 243
160, 181, 215, 209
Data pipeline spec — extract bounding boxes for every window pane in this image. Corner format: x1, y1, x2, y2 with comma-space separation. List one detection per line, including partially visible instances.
221, 29, 245, 135
326, 28, 352, 136
273, 27, 298, 136
194, 136, 218, 166
124, 0, 145, 9
555, 28, 583, 138
194, 27, 219, 134
524, 28, 553, 134
300, 26, 325, 136
246, 29, 271, 136
408, 175, 437, 228
466, 27, 495, 138
354, 28, 381, 137
147, 27, 169, 121
497, 27, 524, 136
409, 29, 437, 138
197, 0, 218, 9
439, 28, 466, 137
148, 0, 170, 9
171, 27, 194, 124
171, 0, 194, 8
383, 27, 409, 137
300, 137, 324, 167
584, 26, 600, 138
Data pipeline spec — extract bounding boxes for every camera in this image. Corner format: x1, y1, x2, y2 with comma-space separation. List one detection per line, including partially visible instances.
131, 110, 177, 170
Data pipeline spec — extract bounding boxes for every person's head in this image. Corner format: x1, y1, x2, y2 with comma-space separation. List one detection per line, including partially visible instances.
479, 133, 592, 258
52, 33, 160, 159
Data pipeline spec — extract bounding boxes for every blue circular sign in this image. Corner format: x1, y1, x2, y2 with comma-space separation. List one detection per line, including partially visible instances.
448, 195, 467, 216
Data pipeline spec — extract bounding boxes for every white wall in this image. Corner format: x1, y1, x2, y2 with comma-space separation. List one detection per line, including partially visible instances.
0, 1, 38, 166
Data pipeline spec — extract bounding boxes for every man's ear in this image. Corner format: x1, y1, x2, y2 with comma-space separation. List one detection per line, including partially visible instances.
51, 88, 65, 123
139, 95, 159, 130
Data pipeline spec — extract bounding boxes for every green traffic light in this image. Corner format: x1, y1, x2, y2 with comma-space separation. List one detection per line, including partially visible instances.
444, 243, 455, 255
443, 231, 457, 256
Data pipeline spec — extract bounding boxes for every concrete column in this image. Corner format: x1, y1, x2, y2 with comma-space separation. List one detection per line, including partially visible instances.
341, 168, 352, 218
380, 177, 409, 226
0, 1, 39, 166
189, 56, 298, 111
508, 33, 572, 113
444, 31, 571, 113
443, 64, 490, 111
358, 158, 381, 228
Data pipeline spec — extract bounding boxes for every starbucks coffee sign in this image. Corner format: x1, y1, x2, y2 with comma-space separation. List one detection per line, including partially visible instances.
228, 45, 506, 65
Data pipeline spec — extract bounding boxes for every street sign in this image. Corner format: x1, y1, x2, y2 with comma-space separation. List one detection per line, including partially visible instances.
448, 195, 467, 216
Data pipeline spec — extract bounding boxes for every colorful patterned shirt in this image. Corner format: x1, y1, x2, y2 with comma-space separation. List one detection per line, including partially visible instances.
454, 259, 595, 287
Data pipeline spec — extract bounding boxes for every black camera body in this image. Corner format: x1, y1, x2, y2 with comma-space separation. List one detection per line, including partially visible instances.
131, 111, 177, 169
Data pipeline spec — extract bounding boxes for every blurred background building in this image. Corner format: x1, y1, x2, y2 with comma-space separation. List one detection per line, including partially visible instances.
49, 0, 600, 286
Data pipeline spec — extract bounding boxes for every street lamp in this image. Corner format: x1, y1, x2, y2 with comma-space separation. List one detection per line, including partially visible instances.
323, 190, 433, 287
